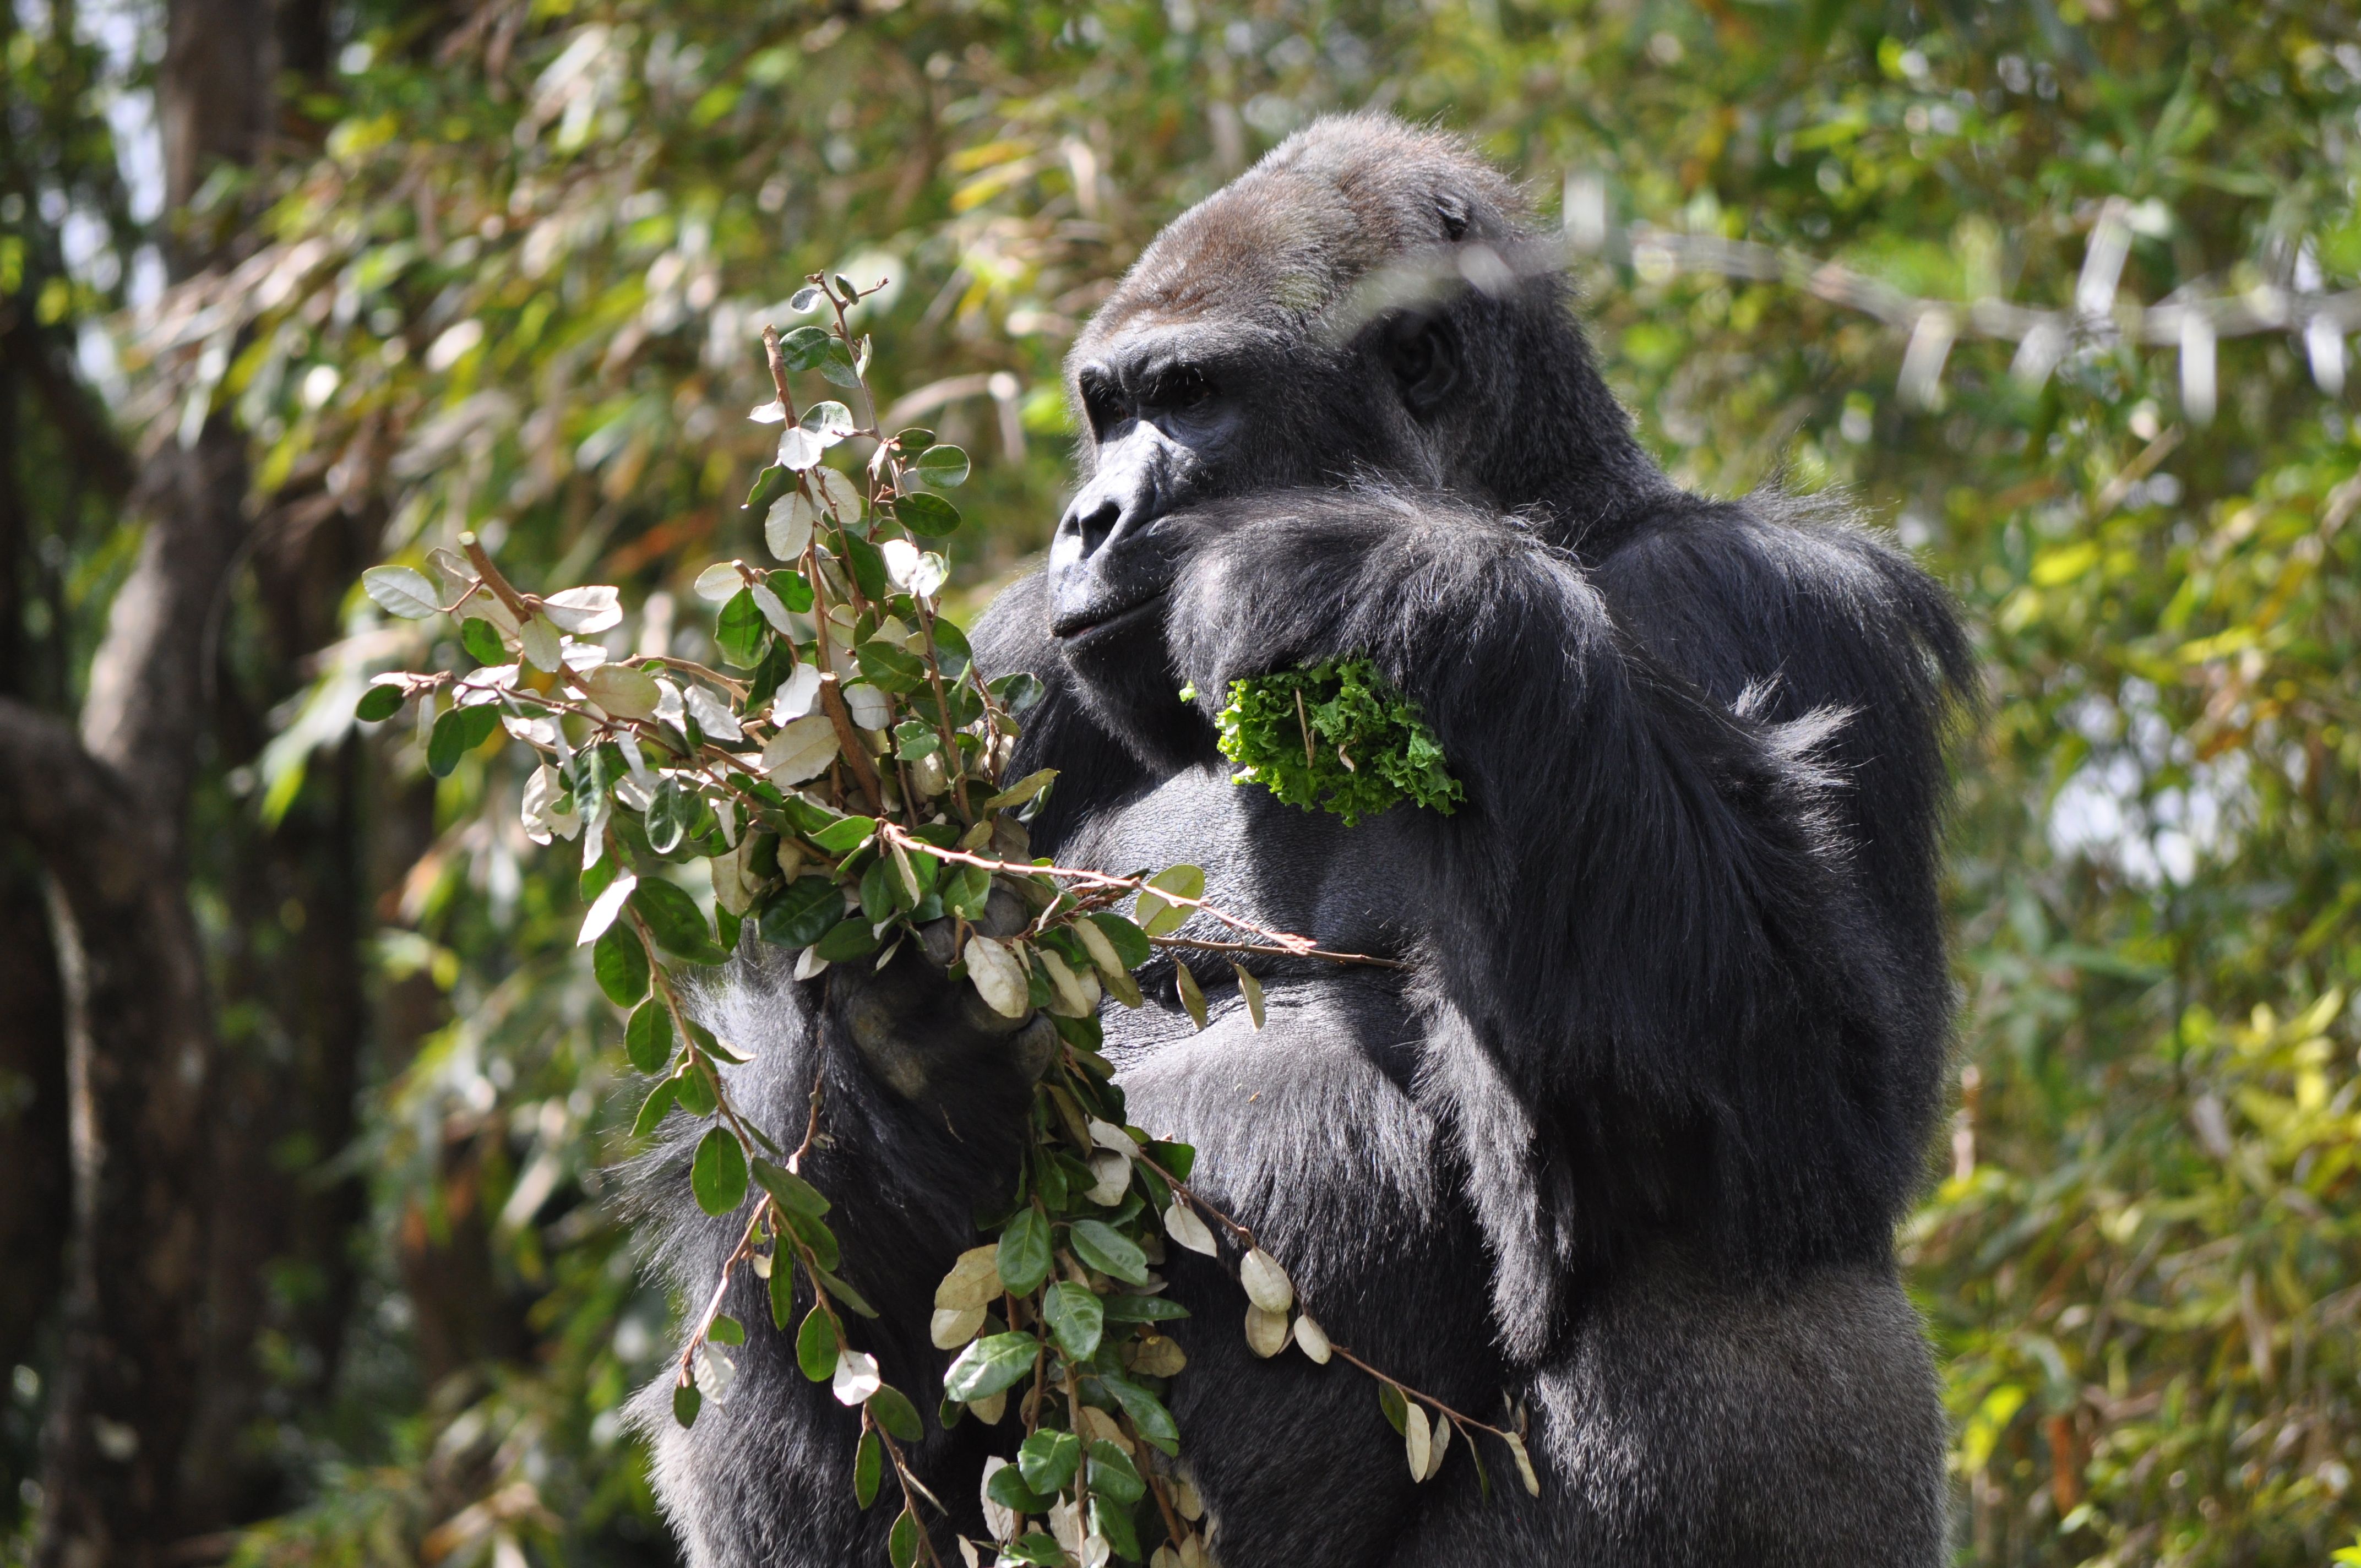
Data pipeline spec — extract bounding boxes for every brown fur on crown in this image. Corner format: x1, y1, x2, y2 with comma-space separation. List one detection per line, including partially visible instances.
1082, 113, 1537, 339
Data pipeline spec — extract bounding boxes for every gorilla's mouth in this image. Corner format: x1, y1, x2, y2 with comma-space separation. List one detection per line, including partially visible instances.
1052, 591, 1166, 643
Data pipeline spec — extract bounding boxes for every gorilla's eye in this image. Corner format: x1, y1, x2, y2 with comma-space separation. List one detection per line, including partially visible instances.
1158, 367, 1214, 411
1079, 376, 1124, 434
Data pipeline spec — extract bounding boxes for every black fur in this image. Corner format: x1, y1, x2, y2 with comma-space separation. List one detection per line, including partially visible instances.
635, 114, 1970, 1566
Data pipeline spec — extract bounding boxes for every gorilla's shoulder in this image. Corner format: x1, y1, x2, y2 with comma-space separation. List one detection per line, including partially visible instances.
1590, 488, 1972, 711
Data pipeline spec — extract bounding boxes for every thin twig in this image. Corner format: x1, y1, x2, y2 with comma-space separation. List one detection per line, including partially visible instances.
1150, 933, 1404, 971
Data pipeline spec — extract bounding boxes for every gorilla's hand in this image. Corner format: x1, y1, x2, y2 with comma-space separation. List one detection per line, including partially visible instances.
1162, 487, 1492, 706
824, 887, 1059, 1103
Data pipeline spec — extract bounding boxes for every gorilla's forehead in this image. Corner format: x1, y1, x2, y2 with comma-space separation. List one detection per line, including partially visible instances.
1087, 112, 1530, 337
1065, 315, 1295, 380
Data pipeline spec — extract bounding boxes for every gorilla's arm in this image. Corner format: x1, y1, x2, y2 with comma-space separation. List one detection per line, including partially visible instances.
1590, 492, 1972, 987
1164, 489, 1925, 1357
634, 947, 1043, 1564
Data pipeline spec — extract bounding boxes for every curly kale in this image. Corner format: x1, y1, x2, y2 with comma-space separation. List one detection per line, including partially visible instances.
1211, 657, 1463, 827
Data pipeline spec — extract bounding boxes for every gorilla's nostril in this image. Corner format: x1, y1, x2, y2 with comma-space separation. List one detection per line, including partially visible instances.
1064, 495, 1125, 554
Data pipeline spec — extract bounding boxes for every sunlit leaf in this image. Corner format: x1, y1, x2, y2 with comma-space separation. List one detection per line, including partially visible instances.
362, 565, 441, 619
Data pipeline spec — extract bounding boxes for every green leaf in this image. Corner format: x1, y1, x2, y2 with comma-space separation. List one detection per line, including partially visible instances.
853, 1429, 882, 1509
1087, 1441, 1145, 1504
426, 705, 497, 776
630, 1079, 677, 1137
991, 671, 1046, 717
860, 857, 900, 923
1075, 912, 1146, 971
867, 1384, 924, 1442
1100, 1293, 1190, 1324
997, 1208, 1054, 1297
779, 324, 833, 370
759, 875, 843, 949
913, 444, 970, 487
896, 492, 961, 537
691, 1127, 749, 1216
888, 1506, 918, 1568
943, 1332, 1040, 1401
593, 924, 650, 1005
645, 776, 693, 854
766, 568, 814, 614
796, 1306, 837, 1381
1092, 1494, 1141, 1562
818, 339, 861, 389
624, 998, 675, 1072
943, 864, 992, 920
708, 1313, 744, 1346
770, 1253, 795, 1329
1134, 864, 1204, 939
684, 1017, 746, 1066
673, 1061, 719, 1117
894, 718, 941, 760
716, 588, 769, 668
1174, 959, 1207, 1030
806, 815, 876, 854
814, 917, 882, 961
812, 1265, 878, 1318
744, 464, 794, 513
1001, 1534, 1070, 1566
632, 879, 727, 962
1101, 1372, 1180, 1456
1018, 1427, 1082, 1495
855, 639, 927, 693
751, 1156, 831, 1217
780, 1202, 840, 1271
982, 767, 1058, 812
1042, 1281, 1105, 1359
1067, 1220, 1149, 1285
840, 533, 888, 599
459, 617, 507, 666
1378, 1381, 1408, 1435
673, 1381, 701, 1428
355, 683, 405, 722
986, 1462, 1053, 1515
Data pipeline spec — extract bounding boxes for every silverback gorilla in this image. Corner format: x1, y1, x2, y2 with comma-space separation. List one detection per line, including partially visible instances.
639, 115, 1972, 1565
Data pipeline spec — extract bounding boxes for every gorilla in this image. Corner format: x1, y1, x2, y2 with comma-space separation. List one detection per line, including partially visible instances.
638, 113, 1971, 1566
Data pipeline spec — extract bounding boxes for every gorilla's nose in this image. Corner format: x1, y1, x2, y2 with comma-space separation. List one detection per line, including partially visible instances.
1058, 484, 1128, 559
1048, 452, 1179, 639
1056, 464, 1157, 562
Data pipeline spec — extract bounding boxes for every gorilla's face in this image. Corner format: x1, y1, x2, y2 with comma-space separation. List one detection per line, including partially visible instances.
1045, 312, 1456, 765
1041, 117, 1535, 765
1048, 324, 1250, 652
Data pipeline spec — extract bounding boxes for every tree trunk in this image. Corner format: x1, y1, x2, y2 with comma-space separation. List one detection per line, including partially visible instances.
19, 0, 273, 1559
2, 705, 222, 1568
0, 281, 72, 1392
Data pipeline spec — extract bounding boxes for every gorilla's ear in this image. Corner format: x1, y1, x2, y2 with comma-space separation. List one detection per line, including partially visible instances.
1383, 311, 1462, 418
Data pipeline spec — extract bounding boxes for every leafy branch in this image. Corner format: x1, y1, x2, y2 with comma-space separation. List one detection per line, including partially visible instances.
357, 277, 1499, 1567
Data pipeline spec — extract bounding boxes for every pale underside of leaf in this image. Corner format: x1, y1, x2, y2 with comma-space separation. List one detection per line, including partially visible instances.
762, 714, 840, 785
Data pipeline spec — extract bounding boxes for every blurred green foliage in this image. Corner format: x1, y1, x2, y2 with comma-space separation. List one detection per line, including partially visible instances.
13, 0, 2361, 1564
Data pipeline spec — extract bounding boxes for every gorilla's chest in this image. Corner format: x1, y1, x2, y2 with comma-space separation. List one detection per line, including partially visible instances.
1049, 766, 1462, 1302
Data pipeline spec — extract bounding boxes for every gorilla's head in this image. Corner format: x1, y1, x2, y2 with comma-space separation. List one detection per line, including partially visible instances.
1047, 113, 1659, 757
